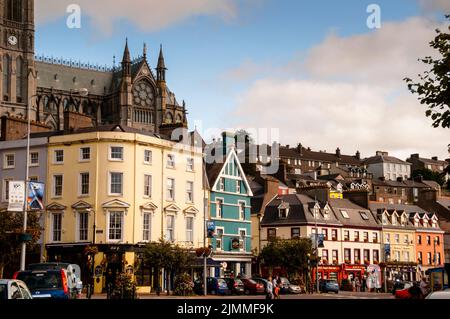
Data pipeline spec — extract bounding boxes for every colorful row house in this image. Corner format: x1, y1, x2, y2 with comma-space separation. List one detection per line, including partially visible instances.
205, 132, 253, 278
259, 187, 445, 285
42, 126, 206, 293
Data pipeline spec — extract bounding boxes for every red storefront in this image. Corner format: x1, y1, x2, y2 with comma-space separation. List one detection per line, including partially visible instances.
312, 264, 367, 284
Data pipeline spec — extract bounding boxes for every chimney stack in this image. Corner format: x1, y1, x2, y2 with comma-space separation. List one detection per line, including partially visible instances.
432, 156, 438, 161
355, 150, 361, 160
336, 147, 341, 158
296, 143, 303, 155
411, 154, 419, 159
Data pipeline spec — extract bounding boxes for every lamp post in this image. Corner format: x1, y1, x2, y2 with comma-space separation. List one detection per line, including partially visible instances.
19, 93, 39, 271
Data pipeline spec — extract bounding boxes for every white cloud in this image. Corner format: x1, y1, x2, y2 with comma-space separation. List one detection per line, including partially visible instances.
302, 17, 443, 87
234, 79, 449, 160
36, 0, 237, 34
418, 0, 450, 14
231, 17, 450, 161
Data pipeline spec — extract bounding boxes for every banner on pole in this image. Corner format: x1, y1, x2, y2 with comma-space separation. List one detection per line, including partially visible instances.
27, 182, 45, 210
8, 181, 25, 212
206, 221, 216, 238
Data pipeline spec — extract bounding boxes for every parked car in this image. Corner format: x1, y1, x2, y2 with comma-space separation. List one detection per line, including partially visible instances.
0, 279, 33, 299
223, 278, 245, 295
319, 279, 339, 294
392, 280, 411, 295
278, 277, 302, 294
395, 282, 426, 299
425, 289, 450, 299
28, 263, 82, 298
252, 278, 269, 292
14, 269, 72, 299
193, 277, 231, 295
241, 278, 264, 295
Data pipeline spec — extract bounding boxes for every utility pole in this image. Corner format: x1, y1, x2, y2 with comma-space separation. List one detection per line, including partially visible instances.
203, 195, 208, 296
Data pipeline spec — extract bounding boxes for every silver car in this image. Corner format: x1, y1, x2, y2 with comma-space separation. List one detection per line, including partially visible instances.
0, 279, 33, 299
425, 289, 450, 299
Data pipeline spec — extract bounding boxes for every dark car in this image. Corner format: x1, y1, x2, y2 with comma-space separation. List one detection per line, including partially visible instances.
14, 269, 71, 299
223, 278, 245, 295
241, 278, 265, 295
252, 278, 269, 292
319, 279, 339, 294
194, 277, 231, 295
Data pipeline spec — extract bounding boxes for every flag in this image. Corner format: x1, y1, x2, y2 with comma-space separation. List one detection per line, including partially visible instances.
8, 181, 25, 212
27, 182, 45, 210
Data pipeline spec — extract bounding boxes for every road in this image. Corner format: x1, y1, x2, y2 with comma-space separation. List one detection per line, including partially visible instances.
84, 291, 394, 300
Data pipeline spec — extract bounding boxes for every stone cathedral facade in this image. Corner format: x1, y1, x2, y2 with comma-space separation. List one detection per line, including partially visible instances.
0, 0, 188, 140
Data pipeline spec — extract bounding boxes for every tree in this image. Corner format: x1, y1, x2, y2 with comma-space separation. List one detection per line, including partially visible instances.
143, 239, 195, 295
0, 211, 41, 278
412, 168, 446, 186
404, 15, 450, 128
259, 238, 313, 280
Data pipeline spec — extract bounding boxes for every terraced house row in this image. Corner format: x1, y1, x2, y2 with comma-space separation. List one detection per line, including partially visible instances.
257, 185, 446, 283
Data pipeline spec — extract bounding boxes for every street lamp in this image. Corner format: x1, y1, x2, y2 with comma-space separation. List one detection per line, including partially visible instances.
19, 93, 38, 271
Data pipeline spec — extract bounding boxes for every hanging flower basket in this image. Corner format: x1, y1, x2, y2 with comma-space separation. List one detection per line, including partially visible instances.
84, 245, 99, 256
195, 247, 211, 257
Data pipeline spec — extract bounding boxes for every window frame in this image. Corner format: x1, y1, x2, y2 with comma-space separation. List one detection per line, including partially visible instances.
167, 178, 175, 201
29, 152, 39, 166
109, 146, 124, 161
186, 181, 194, 203
185, 216, 194, 243
107, 210, 124, 243
109, 172, 124, 196
77, 211, 89, 242
54, 149, 64, 164
144, 149, 152, 165
79, 147, 91, 162
142, 211, 152, 242
3, 153, 15, 169
167, 154, 175, 168
52, 212, 62, 242
79, 172, 90, 196
53, 174, 63, 198
144, 174, 152, 198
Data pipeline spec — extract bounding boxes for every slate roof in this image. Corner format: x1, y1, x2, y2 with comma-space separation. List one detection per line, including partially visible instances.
328, 198, 380, 229
36, 61, 114, 96
371, 179, 432, 188
368, 202, 426, 230
364, 154, 410, 165
261, 194, 342, 227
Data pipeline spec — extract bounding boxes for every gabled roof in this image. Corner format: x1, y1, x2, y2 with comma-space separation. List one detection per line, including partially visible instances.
328, 198, 380, 228
206, 148, 253, 196
102, 199, 130, 209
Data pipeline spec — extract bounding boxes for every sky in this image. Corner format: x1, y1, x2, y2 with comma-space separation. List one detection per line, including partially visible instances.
35, 0, 450, 161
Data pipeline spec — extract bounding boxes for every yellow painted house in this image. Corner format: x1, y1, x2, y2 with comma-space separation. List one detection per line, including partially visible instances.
43, 126, 206, 294
370, 203, 418, 281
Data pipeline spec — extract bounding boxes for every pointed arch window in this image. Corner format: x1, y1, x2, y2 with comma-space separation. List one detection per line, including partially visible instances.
7, 0, 22, 22
165, 112, 173, 123
3, 55, 11, 101
16, 56, 27, 103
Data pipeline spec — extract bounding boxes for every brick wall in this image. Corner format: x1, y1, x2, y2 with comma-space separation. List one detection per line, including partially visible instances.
0, 116, 51, 141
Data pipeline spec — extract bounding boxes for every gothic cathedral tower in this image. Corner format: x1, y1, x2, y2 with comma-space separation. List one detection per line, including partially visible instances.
0, 0, 37, 120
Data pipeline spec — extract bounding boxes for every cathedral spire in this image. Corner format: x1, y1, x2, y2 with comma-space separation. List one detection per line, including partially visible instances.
143, 42, 147, 59
122, 38, 131, 63
122, 38, 131, 76
157, 44, 167, 82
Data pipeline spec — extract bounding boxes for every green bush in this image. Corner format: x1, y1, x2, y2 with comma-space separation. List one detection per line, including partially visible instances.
173, 273, 194, 296
113, 273, 137, 299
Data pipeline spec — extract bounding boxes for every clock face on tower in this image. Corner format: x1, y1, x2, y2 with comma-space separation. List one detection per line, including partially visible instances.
8, 35, 17, 46
133, 81, 154, 107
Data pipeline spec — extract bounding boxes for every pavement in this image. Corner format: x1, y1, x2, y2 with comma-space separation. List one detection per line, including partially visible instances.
81, 291, 394, 300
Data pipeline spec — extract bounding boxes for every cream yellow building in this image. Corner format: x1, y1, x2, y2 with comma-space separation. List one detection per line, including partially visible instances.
43, 126, 206, 293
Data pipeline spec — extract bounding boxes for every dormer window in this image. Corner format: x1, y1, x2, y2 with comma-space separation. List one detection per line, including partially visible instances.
323, 208, 329, 220
414, 218, 419, 227
278, 202, 290, 219
382, 214, 388, 225
392, 215, 398, 225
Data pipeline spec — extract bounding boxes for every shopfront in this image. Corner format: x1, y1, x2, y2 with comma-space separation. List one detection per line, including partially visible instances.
385, 262, 418, 282
315, 265, 342, 282
342, 264, 367, 281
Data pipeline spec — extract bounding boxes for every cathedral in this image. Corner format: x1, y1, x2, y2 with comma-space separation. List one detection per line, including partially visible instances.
0, 0, 188, 140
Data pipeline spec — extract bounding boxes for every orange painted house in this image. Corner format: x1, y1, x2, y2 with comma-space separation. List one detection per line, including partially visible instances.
412, 212, 445, 274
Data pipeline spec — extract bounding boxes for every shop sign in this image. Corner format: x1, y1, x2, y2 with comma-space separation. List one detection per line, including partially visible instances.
231, 238, 240, 250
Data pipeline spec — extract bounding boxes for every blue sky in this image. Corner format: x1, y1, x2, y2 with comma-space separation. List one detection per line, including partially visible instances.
35, 0, 449, 159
